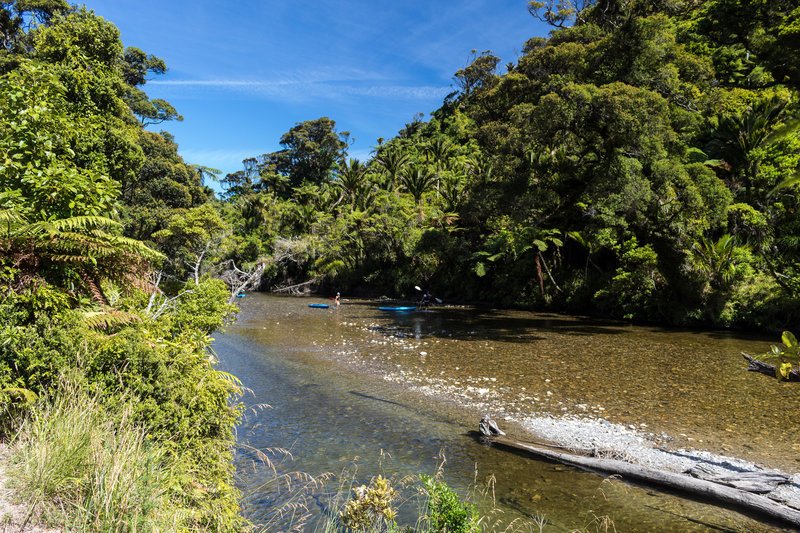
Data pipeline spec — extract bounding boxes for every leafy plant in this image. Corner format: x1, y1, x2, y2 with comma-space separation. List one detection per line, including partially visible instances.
758, 331, 800, 380
421, 475, 479, 533
340, 475, 398, 532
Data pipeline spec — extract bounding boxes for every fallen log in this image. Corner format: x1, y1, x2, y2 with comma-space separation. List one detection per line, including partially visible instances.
742, 353, 800, 382
271, 278, 319, 295
477, 419, 800, 528
687, 464, 791, 494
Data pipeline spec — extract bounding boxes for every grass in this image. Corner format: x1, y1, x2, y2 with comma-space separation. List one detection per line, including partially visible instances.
260, 452, 617, 533
6, 376, 183, 531
3, 381, 617, 533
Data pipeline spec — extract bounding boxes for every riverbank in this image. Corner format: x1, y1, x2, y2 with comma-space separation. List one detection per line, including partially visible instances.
386, 375, 800, 527
519, 414, 800, 509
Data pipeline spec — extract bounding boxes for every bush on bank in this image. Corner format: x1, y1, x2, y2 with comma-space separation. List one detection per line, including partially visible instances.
0, 276, 244, 531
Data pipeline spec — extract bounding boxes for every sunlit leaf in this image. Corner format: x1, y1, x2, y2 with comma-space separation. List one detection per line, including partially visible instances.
782, 331, 798, 349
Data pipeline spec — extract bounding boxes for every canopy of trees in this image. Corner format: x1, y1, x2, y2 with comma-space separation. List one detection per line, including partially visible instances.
0, 3, 241, 529
218, 0, 800, 329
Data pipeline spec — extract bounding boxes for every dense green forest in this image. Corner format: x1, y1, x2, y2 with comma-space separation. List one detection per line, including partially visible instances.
221, 0, 800, 329
0, 1, 243, 529
2, 0, 800, 529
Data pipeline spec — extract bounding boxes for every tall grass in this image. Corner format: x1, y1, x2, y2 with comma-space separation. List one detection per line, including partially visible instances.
7, 377, 183, 531
303, 455, 589, 533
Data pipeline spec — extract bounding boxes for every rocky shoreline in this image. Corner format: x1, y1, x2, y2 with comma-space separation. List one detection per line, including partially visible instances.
390, 371, 800, 523
517, 413, 800, 510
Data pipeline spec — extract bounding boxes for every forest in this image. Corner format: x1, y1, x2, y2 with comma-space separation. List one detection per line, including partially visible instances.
218, 0, 800, 330
1, 0, 800, 529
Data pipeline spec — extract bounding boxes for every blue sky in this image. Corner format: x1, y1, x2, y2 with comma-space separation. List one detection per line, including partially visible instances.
86, 1, 551, 180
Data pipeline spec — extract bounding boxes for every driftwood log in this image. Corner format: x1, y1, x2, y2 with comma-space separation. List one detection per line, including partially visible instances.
271, 278, 319, 295
477, 416, 800, 528
742, 353, 800, 382
687, 464, 791, 494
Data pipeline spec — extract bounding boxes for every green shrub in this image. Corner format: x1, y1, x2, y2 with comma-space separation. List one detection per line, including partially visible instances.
340, 475, 398, 532
0, 279, 244, 531
421, 475, 479, 533
594, 239, 665, 321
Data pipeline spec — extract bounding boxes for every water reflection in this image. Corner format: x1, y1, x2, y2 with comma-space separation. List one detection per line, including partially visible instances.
215, 294, 796, 531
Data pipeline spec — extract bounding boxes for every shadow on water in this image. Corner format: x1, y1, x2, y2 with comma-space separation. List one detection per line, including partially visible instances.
349, 391, 413, 410
642, 505, 743, 532
374, 308, 632, 343
350, 299, 633, 341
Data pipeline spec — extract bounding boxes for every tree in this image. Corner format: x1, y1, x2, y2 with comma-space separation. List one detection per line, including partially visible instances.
0, 62, 120, 221
374, 148, 411, 192
120, 46, 165, 86
400, 166, 436, 213
152, 204, 229, 283
121, 131, 206, 240
527, 0, 592, 28
333, 158, 369, 207
706, 95, 796, 201
0, 0, 68, 71
126, 88, 183, 126
262, 117, 349, 190
425, 137, 453, 197
1, 209, 161, 304
453, 50, 499, 99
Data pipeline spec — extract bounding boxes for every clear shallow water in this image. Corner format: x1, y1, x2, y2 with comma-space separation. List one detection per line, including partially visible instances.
214, 294, 798, 532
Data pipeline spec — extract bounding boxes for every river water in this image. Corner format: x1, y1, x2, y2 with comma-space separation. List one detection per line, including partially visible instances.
214, 294, 800, 532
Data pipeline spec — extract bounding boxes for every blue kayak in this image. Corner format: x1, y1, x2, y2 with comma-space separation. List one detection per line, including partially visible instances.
309, 304, 330, 308
378, 306, 417, 311
236, 293, 245, 298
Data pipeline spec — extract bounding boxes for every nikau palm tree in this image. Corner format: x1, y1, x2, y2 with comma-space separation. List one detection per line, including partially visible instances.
707, 96, 799, 201
425, 137, 453, 197
400, 165, 436, 216
374, 149, 410, 192
334, 158, 369, 208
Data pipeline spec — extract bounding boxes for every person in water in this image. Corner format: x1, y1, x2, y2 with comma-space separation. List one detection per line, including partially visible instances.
421, 292, 431, 310
334, 292, 340, 308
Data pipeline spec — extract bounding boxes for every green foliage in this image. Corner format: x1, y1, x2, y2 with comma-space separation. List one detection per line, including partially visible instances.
0, 62, 120, 221
421, 475, 479, 533
759, 331, 800, 380
217, 0, 800, 330
452, 50, 500, 99
126, 87, 183, 126
0, 279, 243, 530
0, 4, 242, 529
340, 475, 398, 531
594, 239, 664, 320
152, 204, 229, 282
1, 209, 162, 305
249, 117, 349, 192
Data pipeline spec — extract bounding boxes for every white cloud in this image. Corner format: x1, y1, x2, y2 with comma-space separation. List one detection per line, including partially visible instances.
148, 78, 449, 102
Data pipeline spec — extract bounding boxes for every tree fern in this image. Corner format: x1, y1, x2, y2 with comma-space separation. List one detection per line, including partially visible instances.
1, 208, 164, 303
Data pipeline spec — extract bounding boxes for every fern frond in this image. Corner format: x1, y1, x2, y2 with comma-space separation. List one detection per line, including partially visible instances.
0, 209, 23, 225
81, 309, 143, 331
48, 215, 119, 232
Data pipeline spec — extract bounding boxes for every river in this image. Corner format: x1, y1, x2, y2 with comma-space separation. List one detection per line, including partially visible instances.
214, 294, 799, 532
